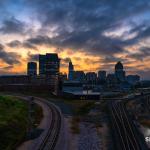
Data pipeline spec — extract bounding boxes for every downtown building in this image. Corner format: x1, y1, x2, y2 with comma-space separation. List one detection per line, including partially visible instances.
68, 60, 74, 81
27, 62, 37, 76
38, 53, 61, 93
115, 61, 126, 82
86, 72, 97, 84
67, 60, 85, 82
39, 53, 60, 76
98, 71, 106, 81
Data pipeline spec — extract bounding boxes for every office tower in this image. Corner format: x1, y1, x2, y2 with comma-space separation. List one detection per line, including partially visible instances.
27, 62, 37, 76
86, 72, 97, 82
115, 61, 125, 82
45, 53, 60, 76
98, 71, 106, 81
68, 60, 74, 80
39, 53, 60, 76
74, 71, 85, 82
39, 55, 46, 75
106, 73, 118, 85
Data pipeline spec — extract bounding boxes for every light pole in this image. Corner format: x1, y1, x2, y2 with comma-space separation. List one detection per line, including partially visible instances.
27, 97, 35, 138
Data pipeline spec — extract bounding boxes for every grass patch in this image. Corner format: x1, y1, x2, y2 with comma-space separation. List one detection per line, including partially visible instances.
0, 95, 28, 150
0, 95, 43, 150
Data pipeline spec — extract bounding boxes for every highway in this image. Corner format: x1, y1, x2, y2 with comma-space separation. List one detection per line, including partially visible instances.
109, 101, 148, 150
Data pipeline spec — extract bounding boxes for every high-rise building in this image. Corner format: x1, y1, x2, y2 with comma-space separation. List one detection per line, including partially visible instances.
39, 55, 46, 75
39, 53, 60, 76
68, 60, 74, 80
98, 71, 106, 81
27, 62, 37, 76
74, 71, 85, 82
115, 61, 125, 82
86, 72, 97, 82
45, 53, 60, 76
106, 73, 118, 85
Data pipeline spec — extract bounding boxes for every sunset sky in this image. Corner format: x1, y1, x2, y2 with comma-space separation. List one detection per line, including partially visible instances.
0, 0, 150, 79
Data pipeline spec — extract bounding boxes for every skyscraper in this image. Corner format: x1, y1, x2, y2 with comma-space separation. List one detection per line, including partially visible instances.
98, 71, 106, 81
39, 55, 46, 75
45, 53, 60, 76
68, 60, 74, 80
86, 72, 97, 82
27, 62, 37, 76
74, 71, 85, 82
39, 53, 60, 76
115, 61, 125, 82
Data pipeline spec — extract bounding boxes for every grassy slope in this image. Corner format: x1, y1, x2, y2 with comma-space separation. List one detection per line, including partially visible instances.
0, 95, 28, 150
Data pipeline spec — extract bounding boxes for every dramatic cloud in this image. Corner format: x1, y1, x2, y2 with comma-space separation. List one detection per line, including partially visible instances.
127, 47, 150, 61
19, 0, 150, 57
27, 53, 39, 61
0, 0, 149, 78
7, 40, 38, 50
0, 17, 26, 34
0, 44, 21, 65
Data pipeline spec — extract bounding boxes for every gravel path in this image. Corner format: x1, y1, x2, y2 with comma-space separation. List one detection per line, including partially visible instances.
78, 123, 101, 150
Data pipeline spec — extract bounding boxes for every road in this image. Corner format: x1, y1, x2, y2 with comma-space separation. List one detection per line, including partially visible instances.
17, 96, 62, 150
109, 101, 148, 150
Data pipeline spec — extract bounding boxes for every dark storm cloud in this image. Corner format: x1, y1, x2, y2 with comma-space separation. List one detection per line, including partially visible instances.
25, 33, 125, 56
102, 56, 126, 63
0, 44, 21, 65
7, 40, 21, 47
20, 0, 150, 57
7, 40, 38, 50
126, 47, 150, 61
0, 0, 150, 49
26, 0, 150, 28
0, 0, 149, 56
135, 26, 150, 41
0, 17, 26, 34
26, 35, 52, 45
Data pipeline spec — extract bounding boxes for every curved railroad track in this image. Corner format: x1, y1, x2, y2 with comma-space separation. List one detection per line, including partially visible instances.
36, 98, 61, 150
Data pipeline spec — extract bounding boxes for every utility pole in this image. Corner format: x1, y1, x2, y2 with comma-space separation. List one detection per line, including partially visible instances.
27, 97, 35, 138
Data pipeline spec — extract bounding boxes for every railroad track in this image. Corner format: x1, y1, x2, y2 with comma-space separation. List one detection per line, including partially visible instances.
109, 101, 148, 150
146, 96, 150, 111
37, 98, 61, 150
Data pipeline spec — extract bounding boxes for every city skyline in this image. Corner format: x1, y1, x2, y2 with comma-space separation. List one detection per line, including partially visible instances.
0, 0, 150, 80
